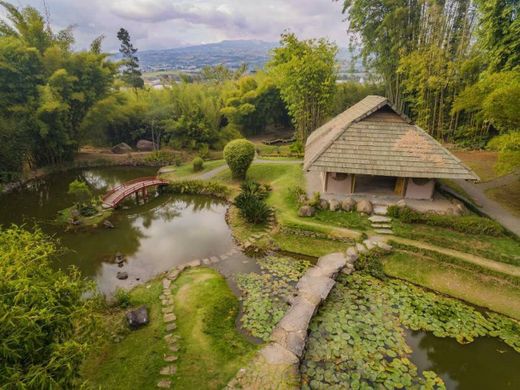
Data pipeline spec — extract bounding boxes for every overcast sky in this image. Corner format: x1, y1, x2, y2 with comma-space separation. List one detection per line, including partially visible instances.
5, 0, 349, 52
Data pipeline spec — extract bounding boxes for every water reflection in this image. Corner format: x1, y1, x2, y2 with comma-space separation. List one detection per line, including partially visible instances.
406, 329, 520, 389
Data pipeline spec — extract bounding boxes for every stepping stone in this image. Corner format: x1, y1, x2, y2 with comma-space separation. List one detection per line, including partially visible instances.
185, 259, 201, 268
164, 355, 178, 362
373, 205, 388, 215
164, 313, 176, 323
162, 307, 173, 314
166, 322, 177, 332
167, 270, 179, 280
169, 344, 179, 352
374, 229, 393, 235
162, 279, 171, 289
163, 289, 172, 296
220, 254, 229, 260
164, 333, 176, 342
161, 299, 173, 306
160, 365, 177, 376
368, 215, 392, 223
202, 258, 211, 265
356, 243, 368, 254
372, 223, 392, 229
363, 240, 376, 250
375, 241, 393, 251
210, 256, 220, 264
157, 380, 171, 388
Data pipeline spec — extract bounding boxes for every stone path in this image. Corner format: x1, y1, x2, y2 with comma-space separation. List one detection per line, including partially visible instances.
227, 241, 392, 389
368, 206, 394, 235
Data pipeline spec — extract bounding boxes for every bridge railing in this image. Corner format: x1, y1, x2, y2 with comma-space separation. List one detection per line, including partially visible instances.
103, 178, 168, 207
102, 176, 161, 201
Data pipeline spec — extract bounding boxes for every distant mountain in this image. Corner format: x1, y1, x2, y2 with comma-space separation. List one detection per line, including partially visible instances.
123, 39, 363, 74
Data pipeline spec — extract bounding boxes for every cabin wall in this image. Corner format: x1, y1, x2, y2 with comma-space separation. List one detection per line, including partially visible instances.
405, 178, 435, 200
325, 172, 353, 194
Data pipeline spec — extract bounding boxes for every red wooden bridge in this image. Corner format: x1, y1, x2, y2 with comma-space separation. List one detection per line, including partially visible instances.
102, 176, 169, 208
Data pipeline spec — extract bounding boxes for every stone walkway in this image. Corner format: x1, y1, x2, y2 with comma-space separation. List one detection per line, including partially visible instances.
227, 240, 392, 389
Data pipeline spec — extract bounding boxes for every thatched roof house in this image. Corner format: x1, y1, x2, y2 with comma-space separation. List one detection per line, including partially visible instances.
304, 95, 478, 200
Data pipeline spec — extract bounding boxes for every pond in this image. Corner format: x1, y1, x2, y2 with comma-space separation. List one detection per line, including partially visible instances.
0, 167, 249, 295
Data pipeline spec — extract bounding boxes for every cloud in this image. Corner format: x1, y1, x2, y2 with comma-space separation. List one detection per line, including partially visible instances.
8, 0, 349, 51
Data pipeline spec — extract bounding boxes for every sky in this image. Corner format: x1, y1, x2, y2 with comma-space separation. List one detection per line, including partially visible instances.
5, 0, 350, 52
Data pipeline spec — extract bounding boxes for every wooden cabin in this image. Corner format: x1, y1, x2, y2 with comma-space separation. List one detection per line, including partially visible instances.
303, 96, 478, 200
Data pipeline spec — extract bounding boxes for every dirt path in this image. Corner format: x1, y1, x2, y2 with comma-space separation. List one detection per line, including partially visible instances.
455, 178, 520, 237
391, 237, 520, 278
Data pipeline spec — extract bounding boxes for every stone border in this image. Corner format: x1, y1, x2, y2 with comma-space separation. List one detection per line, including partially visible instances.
227, 239, 393, 389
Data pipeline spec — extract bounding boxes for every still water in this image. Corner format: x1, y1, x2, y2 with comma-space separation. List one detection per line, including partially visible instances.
0, 167, 236, 295
1, 167, 519, 388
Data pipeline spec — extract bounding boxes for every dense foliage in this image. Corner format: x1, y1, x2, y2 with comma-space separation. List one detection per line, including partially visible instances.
0, 226, 97, 387
340, 0, 520, 148
223, 139, 255, 180
192, 157, 204, 172
117, 28, 144, 89
268, 33, 338, 142
234, 180, 272, 224
162, 180, 230, 199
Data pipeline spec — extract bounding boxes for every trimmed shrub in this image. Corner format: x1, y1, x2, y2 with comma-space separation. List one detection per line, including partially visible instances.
192, 157, 204, 172
388, 205, 505, 236
234, 180, 271, 224
223, 139, 255, 180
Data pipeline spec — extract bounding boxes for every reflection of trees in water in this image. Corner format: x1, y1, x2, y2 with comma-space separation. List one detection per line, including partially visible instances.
176, 195, 226, 212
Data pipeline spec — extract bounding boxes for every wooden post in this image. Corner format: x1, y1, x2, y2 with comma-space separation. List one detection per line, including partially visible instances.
394, 177, 407, 197
350, 174, 356, 193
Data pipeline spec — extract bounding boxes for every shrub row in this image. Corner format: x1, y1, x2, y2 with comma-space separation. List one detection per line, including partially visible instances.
163, 180, 230, 199
387, 205, 504, 236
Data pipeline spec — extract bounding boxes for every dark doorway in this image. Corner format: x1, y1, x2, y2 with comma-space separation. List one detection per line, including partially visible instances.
354, 175, 396, 195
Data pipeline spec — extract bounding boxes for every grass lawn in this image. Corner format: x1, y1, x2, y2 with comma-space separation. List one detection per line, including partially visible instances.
453, 150, 501, 181
82, 280, 168, 389
392, 221, 520, 266
383, 251, 520, 320
171, 267, 257, 389
486, 180, 520, 217
227, 206, 270, 247
271, 230, 351, 258
159, 159, 225, 181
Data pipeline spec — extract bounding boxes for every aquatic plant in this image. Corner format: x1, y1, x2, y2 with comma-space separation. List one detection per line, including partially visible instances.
236, 256, 311, 340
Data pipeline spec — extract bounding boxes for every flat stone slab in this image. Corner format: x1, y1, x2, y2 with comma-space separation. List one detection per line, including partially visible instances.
316, 253, 346, 277
271, 326, 307, 357
220, 254, 229, 260
374, 229, 393, 235
373, 205, 388, 215
296, 275, 335, 305
166, 322, 177, 332
278, 296, 317, 333
162, 279, 171, 289
157, 380, 171, 388
167, 270, 179, 280
259, 343, 299, 365
376, 241, 393, 251
363, 239, 377, 250
369, 215, 392, 223
356, 243, 368, 253
202, 258, 211, 265
164, 313, 176, 323
162, 307, 173, 314
185, 259, 201, 268
164, 355, 178, 362
372, 223, 392, 229
210, 256, 220, 264
160, 365, 177, 376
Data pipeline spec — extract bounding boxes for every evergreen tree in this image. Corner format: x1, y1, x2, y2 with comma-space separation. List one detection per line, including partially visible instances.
117, 28, 144, 89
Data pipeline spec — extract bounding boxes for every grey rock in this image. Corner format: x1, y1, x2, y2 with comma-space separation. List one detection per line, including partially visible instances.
373, 205, 388, 216
259, 342, 299, 365
368, 215, 392, 223
374, 229, 393, 235
316, 252, 347, 277
356, 199, 373, 214
296, 275, 335, 306
157, 380, 171, 388
185, 259, 201, 268
136, 139, 155, 151
375, 241, 393, 251
126, 305, 149, 329
116, 271, 128, 280
341, 197, 356, 212
363, 240, 376, 250
103, 220, 115, 229
298, 205, 315, 217
356, 243, 368, 253
111, 142, 132, 154
329, 199, 340, 211
160, 365, 177, 376
396, 199, 407, 208
162, 279, 171, 289
319, 199, 329, 210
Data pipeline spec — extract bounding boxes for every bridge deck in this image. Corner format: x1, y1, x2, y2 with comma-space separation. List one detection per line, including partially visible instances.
102, 177, 169, 208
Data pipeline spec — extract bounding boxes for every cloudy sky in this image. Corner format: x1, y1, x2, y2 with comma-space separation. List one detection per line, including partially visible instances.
5, 0, 349, 52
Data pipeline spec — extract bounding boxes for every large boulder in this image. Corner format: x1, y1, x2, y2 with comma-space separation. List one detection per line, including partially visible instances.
319, 199, 329, 210
298, 205, 315, 217
111, 142, 132, 154
136, 139, 155, 151
329, 199, 340, 211
126, 305, 149, 329
341, 197, 356, 211
356, 199, 373, 214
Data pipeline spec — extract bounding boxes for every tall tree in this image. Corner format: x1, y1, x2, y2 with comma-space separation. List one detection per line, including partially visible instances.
268, 32, 337, 142
117, 28, 144, 89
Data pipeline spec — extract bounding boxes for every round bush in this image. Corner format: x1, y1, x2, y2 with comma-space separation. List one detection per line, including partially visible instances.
192, 157, 204, 172
224, 139, 255, 180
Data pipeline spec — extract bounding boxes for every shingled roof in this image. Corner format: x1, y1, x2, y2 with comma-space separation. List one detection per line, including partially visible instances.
304, 96, 479, 180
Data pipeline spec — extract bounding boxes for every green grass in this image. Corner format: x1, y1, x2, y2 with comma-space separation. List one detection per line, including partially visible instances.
82, 280, 168, 389
272, 231, 351, 258
383, 251, 520, 320
227, 206, 270, 247
171, 267, 257, 389
311, 209, 371, 231
159, 159, 225, 181
56, 205, 112, 227
392, 221, 520, 266
486, 180, 520, 217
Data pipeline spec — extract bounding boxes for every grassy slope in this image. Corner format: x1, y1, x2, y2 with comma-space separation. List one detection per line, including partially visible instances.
159, 159, 225, 181
392, 221, 520, 266
486, 180, 520, 217
82, 281, 168, 389
171, 267, 257, 389
383, 251, 520, 320
453, 150, 500, 181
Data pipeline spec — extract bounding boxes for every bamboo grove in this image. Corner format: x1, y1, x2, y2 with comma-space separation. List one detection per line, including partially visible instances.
341, 0, 519, 146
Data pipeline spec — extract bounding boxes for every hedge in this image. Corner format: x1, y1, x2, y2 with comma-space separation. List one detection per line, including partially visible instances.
162, 180, 230, 200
